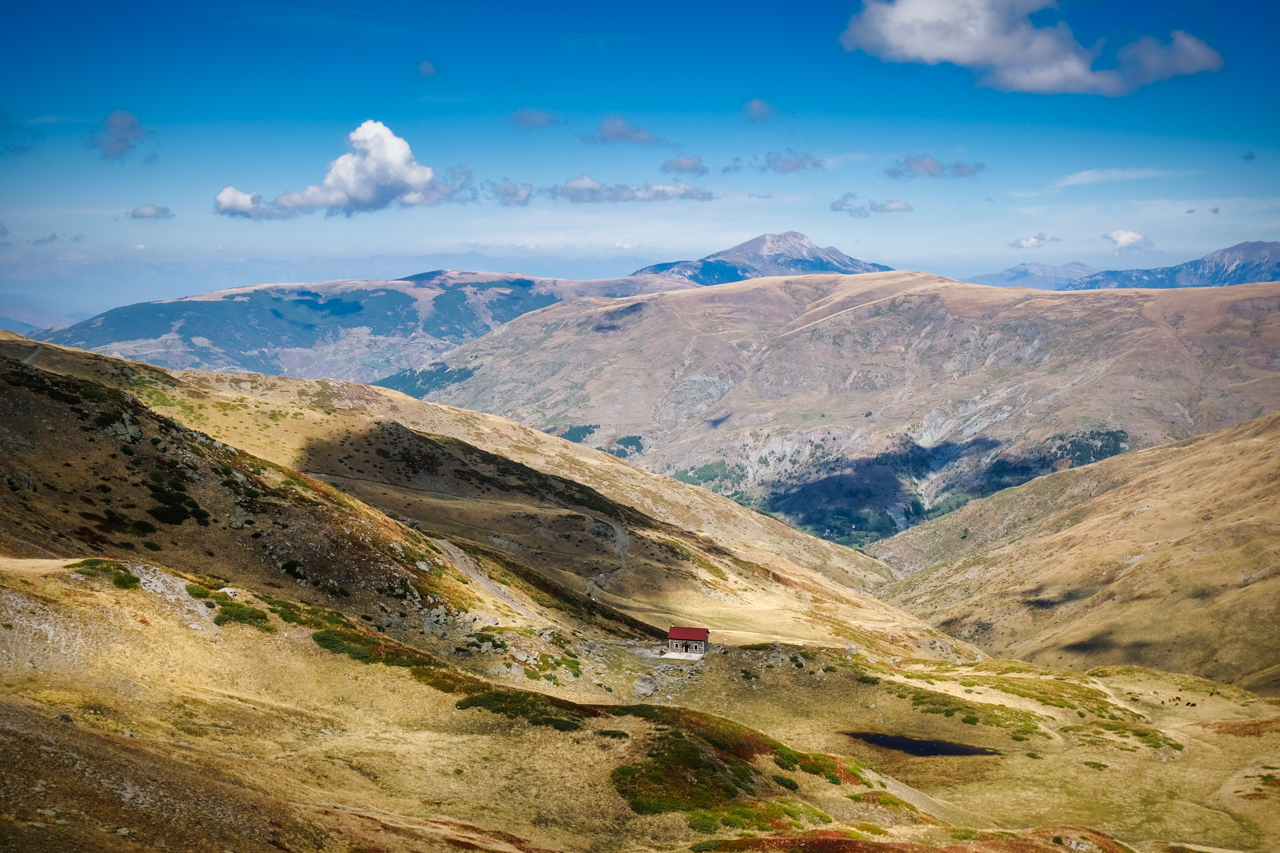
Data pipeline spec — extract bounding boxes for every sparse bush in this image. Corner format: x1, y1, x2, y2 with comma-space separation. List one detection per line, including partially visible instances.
214, 602, 274, 633
772, 774, 798, 791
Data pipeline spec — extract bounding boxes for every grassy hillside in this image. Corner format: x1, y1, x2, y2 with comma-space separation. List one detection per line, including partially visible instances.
2, 337, 1279, 851
376, 272, 1280, 548
870, 412, 1280, 694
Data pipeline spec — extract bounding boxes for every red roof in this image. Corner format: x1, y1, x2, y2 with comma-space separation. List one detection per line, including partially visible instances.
668, 626, 709, 641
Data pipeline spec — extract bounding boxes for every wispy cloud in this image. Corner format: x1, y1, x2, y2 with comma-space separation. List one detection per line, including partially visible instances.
661, 154, 708, 177
840, 0, 1223, 96
885, 153, 985, 180
130, 204, 173, 219
832, 192, 912, 216
721, 157, 744, 174
215, 120, 474, 220
831, 192, 870, 218
588, 116, 658, 145
87, 110, 153, 159
0, 222, 7, 237
509, 108, 559, 128
763, 150, 825, 174
31, 233, 58, 246
1054, 168, 1169, 188
1242, 151, 1256, 161
743, 98, 776, 122
487, 178, 533, 207
418, 59, 436, 77
545, 174, 712, 203
1103, 229, 1153, 254
1008, 232, 1061, 249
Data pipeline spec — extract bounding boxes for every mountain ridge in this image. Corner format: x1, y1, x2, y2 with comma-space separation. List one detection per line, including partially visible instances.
966, 261, 1099, 290
632, 231, 892, 284
1064, 240, 1280, 290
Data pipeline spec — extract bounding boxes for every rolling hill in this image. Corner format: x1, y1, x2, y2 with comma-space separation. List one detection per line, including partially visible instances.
869, 410, 1280, 694
965, 262, 1099, 290
375, 271, 1280, 548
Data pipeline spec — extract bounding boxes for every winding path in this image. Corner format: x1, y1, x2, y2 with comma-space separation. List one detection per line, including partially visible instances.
431, 538, 541, 622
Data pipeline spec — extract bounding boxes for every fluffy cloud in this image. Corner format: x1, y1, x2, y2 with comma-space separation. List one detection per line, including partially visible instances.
546, 174, 712, 203
1053, 167, 1167, 188
840, 0, 1223, 96
215, 121, 473, 220
885, 153, 985, 180
1103, 229, 1153, 254
832, 192, 912, 216
31, 233, 58, 246
87, 110, 153, 159
1186, 209, 1195, 214
1243, 151, 1256, 161
488, 178, 533, 207
831, 192, 870, 218
763, 150, 825, 174
591, 116, 658, 145
1008, 232, 1061, 249
509, 108, 559, 128
1210, 207, 1220, 214
130, 204, 173, 219
721, 157, 744, 174
661, 154, 708, 177
418, 59, 436, 77
743, 98, 776, 122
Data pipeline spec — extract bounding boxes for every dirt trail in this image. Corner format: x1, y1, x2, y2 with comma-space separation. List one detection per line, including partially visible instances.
432, 538, 541, 622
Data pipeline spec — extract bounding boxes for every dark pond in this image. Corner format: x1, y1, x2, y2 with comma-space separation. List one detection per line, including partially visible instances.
845, 732, 1001, 757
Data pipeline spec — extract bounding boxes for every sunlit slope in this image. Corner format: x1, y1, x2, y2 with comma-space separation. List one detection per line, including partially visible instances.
0, 333, 949, 658
375, 272, 1280, 544
871, 412, 1280, 693
2, 557, 1277, 852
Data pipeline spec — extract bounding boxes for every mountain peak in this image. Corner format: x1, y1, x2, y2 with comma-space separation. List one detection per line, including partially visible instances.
634, 231, 891, 285
1064, 240, 1280, 291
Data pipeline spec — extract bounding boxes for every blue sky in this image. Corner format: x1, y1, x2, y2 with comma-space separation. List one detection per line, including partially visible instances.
1, 0, 1277, 313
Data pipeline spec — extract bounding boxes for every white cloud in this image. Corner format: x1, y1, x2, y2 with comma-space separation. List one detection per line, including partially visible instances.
885, 153, 985, 180
546, 174, 713, 203
1054, 167, 1168, 188
418, 59, 436, 77
763, 150, 825, 174
831, 192, 870, 218
1103, 229, 1153, 254
87, 110, 153, 159
743, 98, 776, 122
1008, 231, 1061, 249
721, 157, 744, 174
870, 199, 913, 213
591, 116, 658, 145
661, 154, 708, 177
215, 121, 473, 220
130, 204, 173, 220
509, 108, 559, 128
488, 178, 533, 207
840, 0, 1222, 96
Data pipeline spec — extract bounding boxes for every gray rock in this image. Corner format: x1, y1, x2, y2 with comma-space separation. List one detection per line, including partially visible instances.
632, 675, 658, 699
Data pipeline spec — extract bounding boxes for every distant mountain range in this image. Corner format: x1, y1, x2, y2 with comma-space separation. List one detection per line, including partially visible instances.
965, 262, 1099, 290
632, 231, 891, 284
34, 271, 693, 383
32, 232, 887, 382
1064, 241, 1280, 290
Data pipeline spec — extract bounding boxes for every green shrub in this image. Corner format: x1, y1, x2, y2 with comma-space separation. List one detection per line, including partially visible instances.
856, 674, 880, 684
772, 774, 798, 791
214, 602, 274, 632
686, 811, 719, 834
186, 584, 211, 599
690, 842, 719, 852
1083, 761, 1108, 771
596, 730, 630, 739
